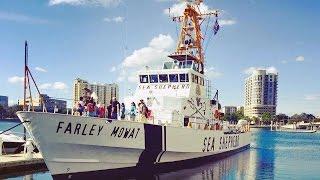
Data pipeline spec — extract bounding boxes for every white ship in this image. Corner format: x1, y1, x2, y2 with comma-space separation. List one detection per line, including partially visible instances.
17, 1, 250, 179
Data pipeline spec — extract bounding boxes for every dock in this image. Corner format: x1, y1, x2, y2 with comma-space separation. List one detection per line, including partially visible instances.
0, 153, 47, 178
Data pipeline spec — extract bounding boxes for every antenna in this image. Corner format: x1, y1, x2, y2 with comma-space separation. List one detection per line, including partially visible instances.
167, 0, 219, 74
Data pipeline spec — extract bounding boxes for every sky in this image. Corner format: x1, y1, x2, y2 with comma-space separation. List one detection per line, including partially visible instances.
0, 0, 319, 116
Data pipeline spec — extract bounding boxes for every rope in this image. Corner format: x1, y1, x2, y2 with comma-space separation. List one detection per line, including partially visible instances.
204, 20, 215, 53
0, 121, 30, 135
202, 16, 211, 47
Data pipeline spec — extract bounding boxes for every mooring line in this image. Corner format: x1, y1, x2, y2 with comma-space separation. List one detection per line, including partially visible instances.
0, 121, 30, 135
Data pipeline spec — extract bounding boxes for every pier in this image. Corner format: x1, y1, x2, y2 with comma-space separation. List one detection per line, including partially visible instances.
0, 153, 47, 178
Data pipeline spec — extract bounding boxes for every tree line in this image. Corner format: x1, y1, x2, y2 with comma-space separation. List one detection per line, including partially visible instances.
222, 110, 318, 125
0, 105, 23, 119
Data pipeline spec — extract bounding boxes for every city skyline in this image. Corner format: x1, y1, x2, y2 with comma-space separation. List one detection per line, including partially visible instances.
0, 0, 319, 116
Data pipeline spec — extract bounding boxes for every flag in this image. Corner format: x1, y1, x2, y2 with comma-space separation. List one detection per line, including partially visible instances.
213, 19, 220, 35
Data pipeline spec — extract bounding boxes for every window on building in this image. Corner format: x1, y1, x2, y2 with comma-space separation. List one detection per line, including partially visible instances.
169, 74, 179, 82
149, 75, 158, 83
139, 75, 149, 83
159, 74, 168, 83
179, 74, 189, 82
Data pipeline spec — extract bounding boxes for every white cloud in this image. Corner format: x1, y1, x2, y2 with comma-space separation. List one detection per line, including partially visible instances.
110, 66, 117, 72
122, 47, 169, 68
296, 55, 305, 62
281, 60, 287, 64
244, 66, 278, 75
164, 2, 216, 16
305, 94, 320, 101
117, 34, 174, 84
113, 16, 124, 22
122, 34, 174, 68
8, 76, 24, 84
127, 71, 139, 83
266, 66, 278, 74
49, 0, 121, 7
219, 19, 236, 26
0, 11, 49, 24
205, 67, 222, 79
149, 34, 174, 50
39, 83, 52, 90
35, 67, 47, 72
53, 82, 68, 90
103, 16, 124, 23
39, 82, 68, 90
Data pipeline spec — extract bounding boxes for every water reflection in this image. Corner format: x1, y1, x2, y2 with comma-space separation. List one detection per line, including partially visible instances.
156, 150, 251, 180
155, 129, 277, 180
7, 128, 320, 180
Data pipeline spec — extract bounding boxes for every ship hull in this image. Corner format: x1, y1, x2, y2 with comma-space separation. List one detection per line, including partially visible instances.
17, 112, 250, 179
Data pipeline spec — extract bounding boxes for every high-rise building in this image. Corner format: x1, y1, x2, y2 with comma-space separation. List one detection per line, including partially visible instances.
244, 69, 278, 118
0, 96, 8, 107
73, 78, 119, 106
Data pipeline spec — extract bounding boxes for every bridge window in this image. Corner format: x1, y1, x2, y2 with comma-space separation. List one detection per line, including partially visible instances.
199, 77, 204, 86
195, 75, 199, 84
149, 75, 158, 83
169, 74, 178, 82
159, 74, 168, 83
163, 62, 173, 69
179, 74, 189, 82
139, 75, 149, 83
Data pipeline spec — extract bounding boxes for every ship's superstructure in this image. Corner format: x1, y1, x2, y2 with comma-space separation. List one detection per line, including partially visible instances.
131, 0, 220, 127
17, 1, 250, 179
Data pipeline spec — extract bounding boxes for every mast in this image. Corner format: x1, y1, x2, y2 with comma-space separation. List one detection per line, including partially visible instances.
168, 0, 218, 74
23, 41, 28, 111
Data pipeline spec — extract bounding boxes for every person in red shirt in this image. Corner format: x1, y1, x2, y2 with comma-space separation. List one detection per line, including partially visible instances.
99, 104, 106, 118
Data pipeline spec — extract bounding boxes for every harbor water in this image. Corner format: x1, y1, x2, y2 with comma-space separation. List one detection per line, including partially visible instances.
1, 120, 320, 180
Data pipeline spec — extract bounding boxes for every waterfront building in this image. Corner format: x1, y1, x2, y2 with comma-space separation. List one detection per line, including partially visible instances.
73, 78, 119, 106
0, 96, 8, 107
244, 69, 278, 118
237, 106, 244, 114
222, 106, 237, 116
18, 94, 67, 113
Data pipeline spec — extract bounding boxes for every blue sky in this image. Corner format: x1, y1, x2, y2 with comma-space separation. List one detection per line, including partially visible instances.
0, 0, 319, 116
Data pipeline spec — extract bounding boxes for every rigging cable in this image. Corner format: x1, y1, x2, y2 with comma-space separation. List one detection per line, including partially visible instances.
202, 15, 211, 47
204, 21, 214, 53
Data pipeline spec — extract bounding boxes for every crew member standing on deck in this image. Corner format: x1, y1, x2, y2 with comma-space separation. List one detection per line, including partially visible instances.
98, 104, 105, 118
111, 97, 120, 120
138, 99, 148, 123
120, 103, 126, 120
107, 100, 112, 119
77, 97, 85, 116
130, 102, 137, 121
